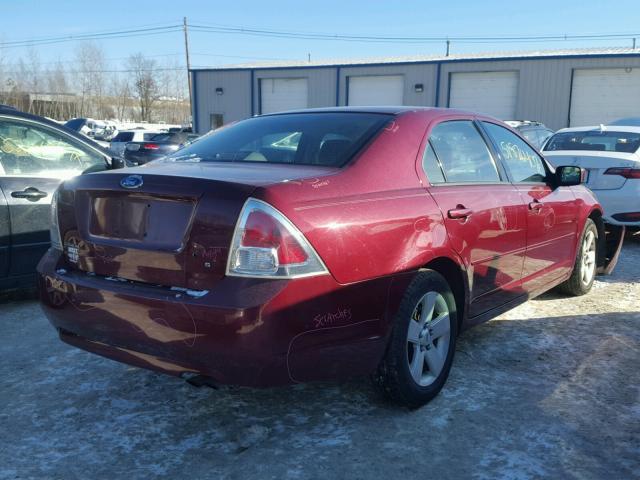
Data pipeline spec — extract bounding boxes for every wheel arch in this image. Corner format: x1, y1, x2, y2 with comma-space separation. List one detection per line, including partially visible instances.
587, 208, 606, 270
422, 256, 469, 332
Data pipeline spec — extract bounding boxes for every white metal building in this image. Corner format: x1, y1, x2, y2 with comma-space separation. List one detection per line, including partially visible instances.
190, 47, 640, 134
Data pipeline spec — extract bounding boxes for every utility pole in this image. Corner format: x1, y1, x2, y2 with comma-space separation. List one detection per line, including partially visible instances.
183, 17, 193, 126
633, 37, 637, 50
445, 39, 450, 57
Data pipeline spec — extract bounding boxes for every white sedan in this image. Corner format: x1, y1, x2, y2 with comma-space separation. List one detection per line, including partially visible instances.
544, 126, 640, 228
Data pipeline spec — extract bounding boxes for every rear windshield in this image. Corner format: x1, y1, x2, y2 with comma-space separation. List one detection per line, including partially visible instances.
150, 132, 188, 143
112, 132, 134, 142
544, 131, 640, 153
164, 112, 392, 167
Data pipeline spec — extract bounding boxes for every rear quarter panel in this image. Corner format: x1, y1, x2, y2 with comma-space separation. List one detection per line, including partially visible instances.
258, 111, 461, 285
571, 185, 603, 230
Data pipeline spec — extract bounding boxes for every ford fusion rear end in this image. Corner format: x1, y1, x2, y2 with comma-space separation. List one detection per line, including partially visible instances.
37, 112, 396, 387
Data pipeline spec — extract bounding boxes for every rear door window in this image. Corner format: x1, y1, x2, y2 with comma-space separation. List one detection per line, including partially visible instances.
428, 121, 501, 183
482, 122, 547, 183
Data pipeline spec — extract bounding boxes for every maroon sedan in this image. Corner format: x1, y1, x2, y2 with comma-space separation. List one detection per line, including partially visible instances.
38, 107, 621, 407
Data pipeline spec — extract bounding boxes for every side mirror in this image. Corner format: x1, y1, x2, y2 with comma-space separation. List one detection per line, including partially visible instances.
556, 165, 585, 186
110, 156, 126, 170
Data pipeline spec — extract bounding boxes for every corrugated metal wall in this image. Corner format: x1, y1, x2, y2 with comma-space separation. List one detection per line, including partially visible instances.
439, 56, 640, 130
192, 69, 252, 133
192, 55, 640, 133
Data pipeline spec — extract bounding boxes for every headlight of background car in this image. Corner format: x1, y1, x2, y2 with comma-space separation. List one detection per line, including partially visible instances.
50, 187, 63, 251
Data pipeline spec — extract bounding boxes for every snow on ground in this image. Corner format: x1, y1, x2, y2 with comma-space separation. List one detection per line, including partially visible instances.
1, 235, 638, 479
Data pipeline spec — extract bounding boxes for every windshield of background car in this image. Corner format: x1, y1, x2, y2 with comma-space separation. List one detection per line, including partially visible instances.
164, 112, 393, 167
544, 131, 640, 153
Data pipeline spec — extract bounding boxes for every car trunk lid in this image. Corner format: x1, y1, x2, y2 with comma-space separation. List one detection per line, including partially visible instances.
544, 151, 640, 190
57, 163, 338, 290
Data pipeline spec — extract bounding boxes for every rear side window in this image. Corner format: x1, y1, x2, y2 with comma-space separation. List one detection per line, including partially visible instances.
429, 121, 500, 183
165, 112, 392, 167
482, 122, 547, 183
112, 132, 134, 142
422, 142, 445, 183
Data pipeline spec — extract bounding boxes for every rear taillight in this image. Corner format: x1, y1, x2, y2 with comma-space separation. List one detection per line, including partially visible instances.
226, 198, 328, 278
49, 187, 62, 251
143, 143, 159, 150
604, 167, 640, 179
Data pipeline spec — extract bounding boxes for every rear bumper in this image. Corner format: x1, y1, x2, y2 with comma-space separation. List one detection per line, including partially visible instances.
593, 183, 640, 226
37, 249, 392, 387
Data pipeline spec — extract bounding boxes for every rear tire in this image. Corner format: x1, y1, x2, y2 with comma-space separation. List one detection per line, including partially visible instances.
558, 218, 598, 296
373, 270, 458, 408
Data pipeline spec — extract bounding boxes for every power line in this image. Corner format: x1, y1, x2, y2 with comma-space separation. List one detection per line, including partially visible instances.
1, 67, 188, 75
1, 20, 638, 49
189, 22, 640, 45
0, 25, 182, 49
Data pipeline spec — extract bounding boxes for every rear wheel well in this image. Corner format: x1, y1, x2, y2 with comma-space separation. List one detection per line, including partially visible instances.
588, 209, 606, 269
423, 257, 467, 331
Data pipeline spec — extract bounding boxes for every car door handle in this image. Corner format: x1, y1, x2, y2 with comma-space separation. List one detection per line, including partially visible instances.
11, 187, 48, 201
529, 201, 543, 212
448, 207, 473, 219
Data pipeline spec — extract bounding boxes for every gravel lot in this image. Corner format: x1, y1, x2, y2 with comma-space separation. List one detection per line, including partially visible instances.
1, 235, 639, 480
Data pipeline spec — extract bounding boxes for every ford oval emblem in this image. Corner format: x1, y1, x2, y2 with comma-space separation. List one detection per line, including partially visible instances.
120, 175, 143, 189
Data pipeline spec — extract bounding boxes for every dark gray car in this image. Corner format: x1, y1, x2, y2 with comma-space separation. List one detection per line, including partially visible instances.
0, 106, 124, 290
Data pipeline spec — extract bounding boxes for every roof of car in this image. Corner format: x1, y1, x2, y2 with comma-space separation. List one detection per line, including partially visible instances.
505, 120, 546, 128
260, 106, 491, 118
555, 125, 640, 134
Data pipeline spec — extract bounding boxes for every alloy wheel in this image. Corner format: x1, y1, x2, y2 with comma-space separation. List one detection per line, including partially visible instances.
406, 291, 451, 386
581, 230, 597, 285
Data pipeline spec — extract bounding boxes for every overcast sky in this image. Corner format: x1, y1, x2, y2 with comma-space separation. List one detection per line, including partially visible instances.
2, 0, 640, 69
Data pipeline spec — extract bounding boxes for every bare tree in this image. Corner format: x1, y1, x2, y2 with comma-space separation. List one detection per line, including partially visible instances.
47, 60, 70, 119
74, 41, 106, 117
109, 74, 132, 121
128, 53, 159, 122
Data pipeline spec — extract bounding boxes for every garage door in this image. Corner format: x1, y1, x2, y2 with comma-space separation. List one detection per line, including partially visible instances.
348, 75, 404, 106
260, 78, 308, 114
449, 71, 519, 119
570, 68, 640, 126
